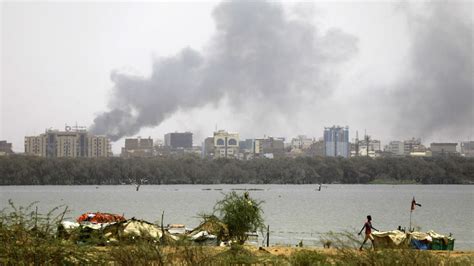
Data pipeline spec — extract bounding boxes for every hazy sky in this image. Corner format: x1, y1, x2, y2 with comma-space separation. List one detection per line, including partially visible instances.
2, 0, 473, 154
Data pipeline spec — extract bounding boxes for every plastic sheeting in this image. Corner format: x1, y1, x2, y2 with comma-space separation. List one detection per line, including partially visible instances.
373, 230, 408, 247
122, 219, 163, 239
372, 230, 453, 248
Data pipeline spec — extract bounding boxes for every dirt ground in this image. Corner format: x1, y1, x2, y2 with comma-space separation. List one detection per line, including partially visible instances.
94, 244, 474, 262
247, 245, 474, 258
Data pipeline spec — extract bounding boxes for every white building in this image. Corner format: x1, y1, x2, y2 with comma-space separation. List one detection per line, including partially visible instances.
213, 130, 239, 159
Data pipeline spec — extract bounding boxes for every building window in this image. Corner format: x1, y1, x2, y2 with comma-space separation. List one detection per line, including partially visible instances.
216, 139, 224, 146
228, 139, 237, 146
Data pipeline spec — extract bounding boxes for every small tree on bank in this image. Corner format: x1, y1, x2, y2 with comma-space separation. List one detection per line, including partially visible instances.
214, 192, 265, 244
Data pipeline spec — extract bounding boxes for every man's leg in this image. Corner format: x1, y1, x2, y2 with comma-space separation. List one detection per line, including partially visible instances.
369, 234, 375, 250
360, 235, 369, 250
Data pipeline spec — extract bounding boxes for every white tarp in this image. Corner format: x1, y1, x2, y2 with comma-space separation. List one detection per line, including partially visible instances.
372, 230, 453, 247
409, 231, 432, 242
373, 230, 407, 246
122, 220, 163, 239
190, 231, 217, 241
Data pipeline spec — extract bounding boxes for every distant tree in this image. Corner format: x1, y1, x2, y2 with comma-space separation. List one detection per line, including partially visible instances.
0, 155, 473, 185
213, 191, 265, 244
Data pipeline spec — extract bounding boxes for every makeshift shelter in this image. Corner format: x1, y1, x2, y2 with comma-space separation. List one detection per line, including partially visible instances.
373, 230, 409, 248
372, 230, 454, 250
120, 218, 178, 243
121, 219, 162, 239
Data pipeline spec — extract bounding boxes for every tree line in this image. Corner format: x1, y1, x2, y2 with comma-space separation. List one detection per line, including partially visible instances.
0, 155, 472, 185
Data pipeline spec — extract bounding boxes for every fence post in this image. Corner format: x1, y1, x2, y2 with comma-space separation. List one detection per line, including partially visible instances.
267, 225, 270, 247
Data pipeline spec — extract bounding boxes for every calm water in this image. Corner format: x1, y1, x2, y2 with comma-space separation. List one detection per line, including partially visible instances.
1, 185, 473, 249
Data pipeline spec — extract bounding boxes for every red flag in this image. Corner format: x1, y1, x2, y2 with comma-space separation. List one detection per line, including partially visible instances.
411, 197, 422, 211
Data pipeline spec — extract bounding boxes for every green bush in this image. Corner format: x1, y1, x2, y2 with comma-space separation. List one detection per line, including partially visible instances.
213, 191, 265, 244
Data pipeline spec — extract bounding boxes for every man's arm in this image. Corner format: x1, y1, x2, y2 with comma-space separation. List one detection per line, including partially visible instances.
358, 225, 365, 235
371, 225, 378, 231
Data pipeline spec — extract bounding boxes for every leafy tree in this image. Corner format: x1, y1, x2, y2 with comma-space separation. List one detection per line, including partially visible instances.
213, 192, 265, 244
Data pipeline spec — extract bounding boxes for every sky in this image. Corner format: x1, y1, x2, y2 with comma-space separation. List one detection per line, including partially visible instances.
1, 0, 473, 154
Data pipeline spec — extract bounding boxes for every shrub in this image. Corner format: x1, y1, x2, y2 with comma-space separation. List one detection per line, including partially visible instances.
213, 191, 265, 244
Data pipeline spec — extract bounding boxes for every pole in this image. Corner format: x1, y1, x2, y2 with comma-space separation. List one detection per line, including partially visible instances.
161, 211, 165, 244
266, 225, 270, 247
409, 210, 412, 232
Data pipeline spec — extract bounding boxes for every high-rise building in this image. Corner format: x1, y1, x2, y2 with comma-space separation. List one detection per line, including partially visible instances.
201, 137, 215, 158
324, 126, 350, 158
291, 135, 314, 150
121, 137, 154, 158
213, 130, 239, 159
239, 139, 254, 152
403, 138, 425, 155
25, 136, 45, 156
383, 138, 427, 157
87, 136, 110, 158
384, 141, 404, 156
254, 137, 285, 158
0, 141, 13, 156
238, 139, 255, 160
461, 141, 474, 157
164, 132, 193, 149
24, 126, 111, 157
307, 140, 326, 157
430, 143, 458, 157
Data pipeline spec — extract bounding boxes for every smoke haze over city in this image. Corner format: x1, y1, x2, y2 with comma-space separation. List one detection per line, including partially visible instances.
2, 0, 473, 153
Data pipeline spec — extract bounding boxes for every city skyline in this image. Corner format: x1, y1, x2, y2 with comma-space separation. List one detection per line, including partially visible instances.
2, 1, 473, 154
16, 124, 472, 157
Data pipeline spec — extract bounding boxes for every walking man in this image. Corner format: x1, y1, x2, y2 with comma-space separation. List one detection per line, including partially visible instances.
358, 215, 378, 250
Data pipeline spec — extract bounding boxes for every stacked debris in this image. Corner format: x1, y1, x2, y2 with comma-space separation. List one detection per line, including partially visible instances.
188, 215, 230, 245
58, 212, 228, 246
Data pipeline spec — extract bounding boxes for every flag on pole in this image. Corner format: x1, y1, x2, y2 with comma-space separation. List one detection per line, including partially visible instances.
411, 197, 422, 211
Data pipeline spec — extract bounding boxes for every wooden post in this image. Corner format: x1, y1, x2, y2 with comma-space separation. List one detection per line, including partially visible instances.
266, 225, 270, 247
409, 210, 412, 232
160, 211, 165, 244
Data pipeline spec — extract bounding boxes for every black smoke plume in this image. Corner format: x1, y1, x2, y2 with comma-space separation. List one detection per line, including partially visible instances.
90, 0, 357, 140
391, 1, 473, 138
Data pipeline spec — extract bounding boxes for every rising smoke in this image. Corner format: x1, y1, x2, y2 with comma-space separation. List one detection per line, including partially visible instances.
90, 0, 358, 141
391, 1, 473, 139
